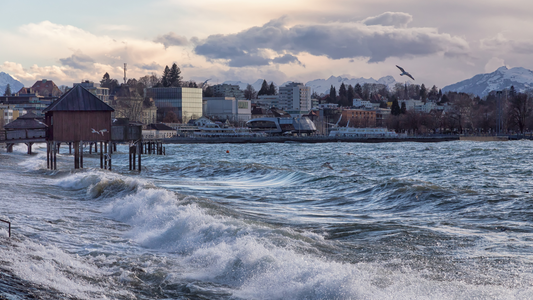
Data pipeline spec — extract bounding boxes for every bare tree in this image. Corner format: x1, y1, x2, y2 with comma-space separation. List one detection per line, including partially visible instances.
507, 92, 531, 133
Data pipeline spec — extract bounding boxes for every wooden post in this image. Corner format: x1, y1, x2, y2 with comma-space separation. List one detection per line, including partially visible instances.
46, 142, 50, 169
104, 142, 108, 169
80, 142, 84, 169
100, 142, 103, 169
69, 142, 72, 154
132, 145, 136, 170
129, 146, 132, 171
89, 142, 92, 154
137, 142, 141, 172
74, 141, 79, 169
108, 142, 112, 170
53, 142, 57, 170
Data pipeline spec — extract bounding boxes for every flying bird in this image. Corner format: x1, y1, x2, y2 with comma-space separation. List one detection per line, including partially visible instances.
91, 128, 108, 135
396, 65, 415, 81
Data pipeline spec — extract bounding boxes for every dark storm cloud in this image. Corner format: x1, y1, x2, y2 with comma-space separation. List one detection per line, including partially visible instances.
272, 54, 301, 65
59, 51, 94, 70
154, 32, 189, 48
194, 14, 469, 67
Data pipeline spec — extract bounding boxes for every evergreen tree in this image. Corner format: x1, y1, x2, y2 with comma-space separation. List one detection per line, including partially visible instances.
329, 85, 337, 103
419, 84, 427, 101
100, 72, 119, 94
258, 80, 269, 96
168, 63, 182, 87
391, 97, 401, 116
268, 82, 276, 95
347, 85, 355, 106
3, 84, 11, 96
161, 66, 171, 87
354, 83, 362, 98
401, 102, 407, 114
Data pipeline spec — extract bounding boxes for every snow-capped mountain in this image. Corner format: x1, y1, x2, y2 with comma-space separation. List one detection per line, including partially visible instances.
223, 75, 398, 96
0, 72, 24, 95
305, 75, 397, 96
442, 66, 533, 97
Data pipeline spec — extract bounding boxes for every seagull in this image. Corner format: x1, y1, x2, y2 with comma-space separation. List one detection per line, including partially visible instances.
99, 129, 108, 134
91, 128, 101, 135
396, 65, 415, 80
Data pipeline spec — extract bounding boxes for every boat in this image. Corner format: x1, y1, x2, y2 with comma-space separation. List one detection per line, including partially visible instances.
329, 126, 398, 138
193, 122, 260, 137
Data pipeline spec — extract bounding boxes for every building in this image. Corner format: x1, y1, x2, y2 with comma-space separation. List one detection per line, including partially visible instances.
278, 82, 312, 111
203, 97, 252, 125
212, 84, 245, 100
74, 81, 110, 104
254, 95, 280, 108
340, 109, 376, 128
353, 98, 373, 109
143, 123, 177, 139
31, 79, 62, 97
144, 87, 202, 123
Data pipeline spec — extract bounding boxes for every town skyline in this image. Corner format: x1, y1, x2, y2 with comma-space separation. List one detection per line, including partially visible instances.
1, 0, 533, 88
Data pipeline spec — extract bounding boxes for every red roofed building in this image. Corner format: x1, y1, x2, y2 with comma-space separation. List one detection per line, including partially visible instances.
31, 79, 62, 97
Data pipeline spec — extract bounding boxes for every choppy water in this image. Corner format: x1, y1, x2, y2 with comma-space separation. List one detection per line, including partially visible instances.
1, 141, 533, 299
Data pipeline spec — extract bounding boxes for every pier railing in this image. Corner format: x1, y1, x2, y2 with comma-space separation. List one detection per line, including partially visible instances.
0, 219, 11, 237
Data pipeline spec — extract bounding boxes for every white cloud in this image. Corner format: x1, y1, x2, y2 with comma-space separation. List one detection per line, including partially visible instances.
484, 57, 506, 73
362, 12, 413, 28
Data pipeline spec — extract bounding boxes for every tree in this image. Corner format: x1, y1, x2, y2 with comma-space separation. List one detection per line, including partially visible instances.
203, 85, 214, 97
268, 82, 276, 95
100, 72, 119, 94
401, 102, 407, 114
258, 80, 269, 96
161, 66, 171, 87
354, 83, 362, 98
507, 92, 531, 133
3, 84, 11, 96
329, 85, 337, 104
391, 97, 401, 116
419, 84, 427, 101
163, 111, 179, 123
244, 84, 257, 100
346, 85, 355, 106
168, 63, 182, 87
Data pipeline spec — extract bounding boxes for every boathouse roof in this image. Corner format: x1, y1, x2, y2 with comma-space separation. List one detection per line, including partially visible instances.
4, 111, 48, 129
43, 85, 114, 112
146, 123, 174, 131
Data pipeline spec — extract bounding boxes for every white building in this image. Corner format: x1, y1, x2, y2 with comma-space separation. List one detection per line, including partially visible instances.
203, 97, 252, 124
278, 82, 312, 111
353, 98, 373, 109
398, 99, 423, 111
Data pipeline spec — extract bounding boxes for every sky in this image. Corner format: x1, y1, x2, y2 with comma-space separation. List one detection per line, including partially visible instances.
1, 0, 533, 91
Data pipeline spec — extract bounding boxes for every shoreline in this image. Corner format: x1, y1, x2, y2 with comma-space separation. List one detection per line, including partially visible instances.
163, 135, 461, 144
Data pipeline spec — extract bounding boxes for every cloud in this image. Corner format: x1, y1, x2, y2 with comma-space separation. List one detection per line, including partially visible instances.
59, 51, 94, 70
272, 54, 302, 65
484, 57, 506, 73
154, 32, 189, 48
362, 12, 413, 28
139, 62, 162, 70
194, 14, 469, 67
480, 34, 533, 54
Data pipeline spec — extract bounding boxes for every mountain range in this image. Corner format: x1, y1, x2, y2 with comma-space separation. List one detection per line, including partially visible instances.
0, 72, 24, 95
441, 66, 533, 97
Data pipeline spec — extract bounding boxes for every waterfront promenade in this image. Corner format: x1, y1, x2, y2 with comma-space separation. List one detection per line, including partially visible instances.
164, 135, 461, 144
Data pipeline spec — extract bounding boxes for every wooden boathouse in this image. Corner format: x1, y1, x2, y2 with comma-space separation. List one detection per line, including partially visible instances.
43, 85, 114, 170
3, 111, 47, 154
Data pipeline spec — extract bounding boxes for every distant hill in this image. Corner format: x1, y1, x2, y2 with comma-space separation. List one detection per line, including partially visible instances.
223, 75, 398, 96
442, 66, 533, 97
0, 72, 24, 95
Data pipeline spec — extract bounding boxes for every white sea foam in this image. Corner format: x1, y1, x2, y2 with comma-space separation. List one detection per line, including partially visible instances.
100, 186, 533, 299
0, 239, 121, 299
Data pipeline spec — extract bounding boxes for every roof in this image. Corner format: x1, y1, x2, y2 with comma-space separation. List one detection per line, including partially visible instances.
146, 123, 174, 131
43, 85, 114, 112
4, 112, 48, 129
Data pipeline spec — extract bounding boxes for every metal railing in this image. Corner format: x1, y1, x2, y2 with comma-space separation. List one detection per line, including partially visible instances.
0, 219, 11, 237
